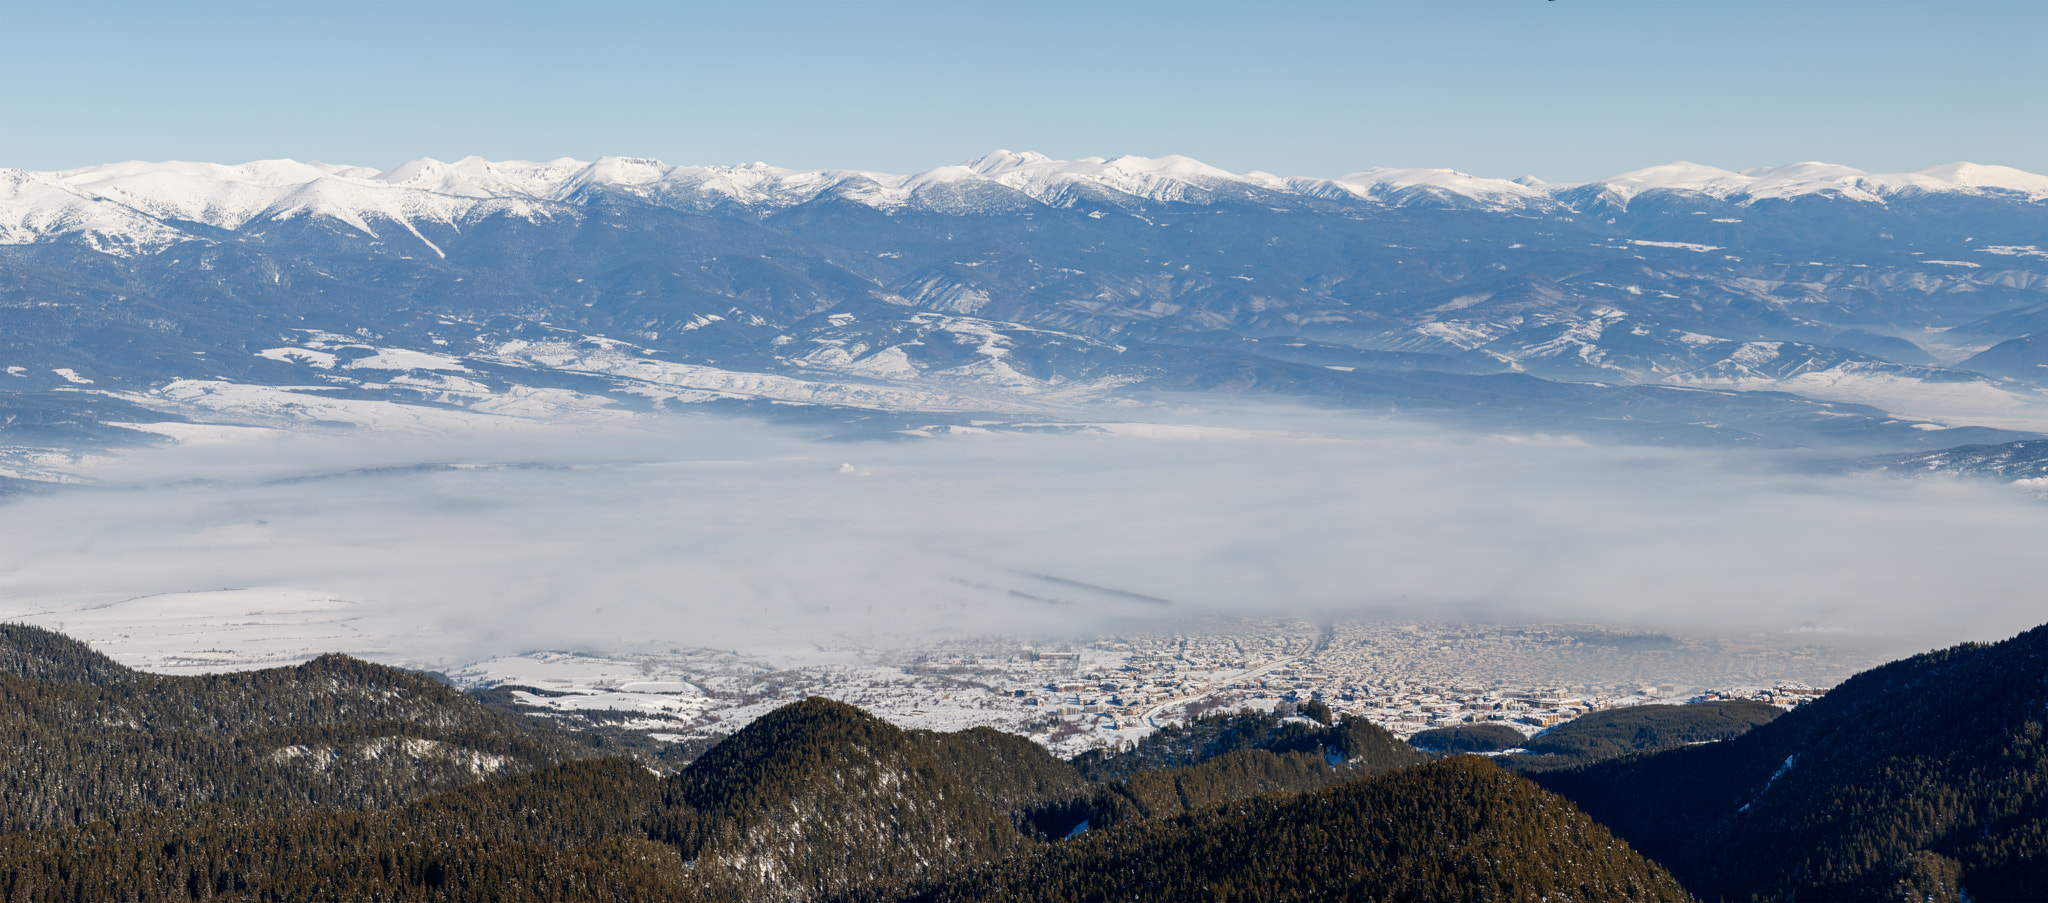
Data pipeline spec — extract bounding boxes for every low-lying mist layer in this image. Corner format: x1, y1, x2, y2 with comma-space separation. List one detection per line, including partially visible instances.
2, 407, 2042, 670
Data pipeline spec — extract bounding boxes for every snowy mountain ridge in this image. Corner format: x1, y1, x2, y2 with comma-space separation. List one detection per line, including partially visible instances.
10, 146, 2048, 482
8, 151, 2048, 254
1570, 160, 2048, 207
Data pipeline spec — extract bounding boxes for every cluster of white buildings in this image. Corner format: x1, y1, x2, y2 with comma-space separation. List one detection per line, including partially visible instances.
936, 620, 1859, 743
469, 619, 1866, 757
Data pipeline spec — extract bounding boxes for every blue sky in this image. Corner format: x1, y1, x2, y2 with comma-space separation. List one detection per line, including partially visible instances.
5, 0, 2043, 180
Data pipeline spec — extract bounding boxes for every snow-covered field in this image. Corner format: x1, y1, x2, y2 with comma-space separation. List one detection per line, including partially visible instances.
11, 587, 372, 675
449, 646, 1070, 746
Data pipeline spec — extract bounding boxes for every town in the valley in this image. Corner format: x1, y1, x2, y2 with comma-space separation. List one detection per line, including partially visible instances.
453, 618, 1875, 756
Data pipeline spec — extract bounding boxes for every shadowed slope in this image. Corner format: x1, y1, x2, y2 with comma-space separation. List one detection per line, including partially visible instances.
0, 622, 585, 834
671, 697, 1053, 901
1540, 623, 2048, 902
873, 757, 1695, 903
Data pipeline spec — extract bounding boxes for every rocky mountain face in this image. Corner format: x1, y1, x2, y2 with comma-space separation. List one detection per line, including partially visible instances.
5, 152, 2048, 477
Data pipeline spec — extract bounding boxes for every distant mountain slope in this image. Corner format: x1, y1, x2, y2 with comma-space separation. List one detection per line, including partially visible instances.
1538, 623, 2048, 902
1408, 721, 1529, 753
6, 151, 2048, 469
1048, 709, 1428, 835
1070, 706, 1425, 783
1857, 437, 2048, 484
1503, 699, 1783, 772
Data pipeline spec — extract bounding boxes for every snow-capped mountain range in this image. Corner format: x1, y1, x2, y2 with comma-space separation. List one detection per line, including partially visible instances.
10, 152, 2048, 254
8, 149, 2048, 487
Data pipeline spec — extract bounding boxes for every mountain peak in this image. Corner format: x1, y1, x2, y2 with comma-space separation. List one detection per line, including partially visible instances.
5, 153, 2046, 251
1910, 161, 2048, 198
1740, 161, 1870, 180
1598, 161, 1748, 188
963, 149, 1052, 174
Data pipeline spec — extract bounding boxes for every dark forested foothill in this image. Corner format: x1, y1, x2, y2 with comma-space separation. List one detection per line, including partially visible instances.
0, 689, 1419, 902
1500, 699, 1782, 773
864, 757, 1695, 903
0, 623, 586, 836
0, 758, 691, 903
12, 619, 2048, 902
0, 627, 1678, 903
662, 698, 1057, 901
668, 701, 1417, 898
1041, 709, 1428, 837
1408, 722, 1528, 753
1069, 706, 1425, 783
1539, 625, 2048, 902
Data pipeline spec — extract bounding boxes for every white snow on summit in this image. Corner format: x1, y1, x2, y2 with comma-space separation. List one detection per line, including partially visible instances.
1888, 162, 2048, 199
0, 168, 190, 253
53, 159, 353, 229
1562, 159, 2048, 207
5, 152, 2047, 251
1324, 167, 1551, 210
371, 155, 590, 200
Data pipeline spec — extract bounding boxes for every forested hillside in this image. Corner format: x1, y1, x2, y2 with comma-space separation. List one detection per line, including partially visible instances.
867, 757, 1695, 903
653, 699, 1429, 900
664, 698, 1053, 900
0, 686, 1468, 902
13, 619, 2047, 901
0, 623, 586, 835
1502, 699, 1782, 772
1539, 625, 2048, 902
1070, 705, 1425, 782
0, 733, 1685, 903
0, 758, 688, 902
1409, 722, 1527, 753
0, 626, 1670, 902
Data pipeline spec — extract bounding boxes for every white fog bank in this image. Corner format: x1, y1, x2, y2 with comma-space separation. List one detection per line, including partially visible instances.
2, 409, 2043, 672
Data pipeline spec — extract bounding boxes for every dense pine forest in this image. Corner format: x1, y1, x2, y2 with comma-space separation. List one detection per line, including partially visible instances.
2, 620, 2046, 900
1410, 699, 1783, 764
0, 624, 589, 836
864, 757, 1694, 903
1498, 699, 1783, 773
1537, 623, 2048, 902
1408, 721, 1528, 753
